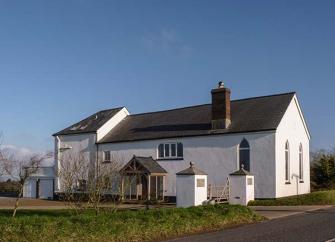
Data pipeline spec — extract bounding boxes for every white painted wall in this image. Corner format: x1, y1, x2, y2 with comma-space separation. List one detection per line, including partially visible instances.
98, 131, 276, 198
275, 95, 310, 197
176, 174, 207, 207
229, 175, 254, 205
194, 175, 208, 206
246, 176, 255, 203
23, 179, 36, 198
55, 133, 97, 191
96, 108, 129, 141
176, 175, 194, 207
39, 179, 54, 199
23, 167, 55, 199
23, 178, 54, 199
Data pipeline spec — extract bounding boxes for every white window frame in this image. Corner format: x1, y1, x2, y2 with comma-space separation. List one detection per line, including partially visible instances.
157, 142, 183, 160
299, 143, 303, 182
285, 141, 290, 183
103, 151, 111, 163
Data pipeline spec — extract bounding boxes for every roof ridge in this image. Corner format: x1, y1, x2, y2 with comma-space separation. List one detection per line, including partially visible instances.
127, 91, 296, 117
97, 106, 124, 113
129, 103, 211, 117
232, 91, 296, 102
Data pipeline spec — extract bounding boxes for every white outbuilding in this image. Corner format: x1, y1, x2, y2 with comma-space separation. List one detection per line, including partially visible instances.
176, 162, 208, 208
229, 166, 255, 206
23, 167, 55, 199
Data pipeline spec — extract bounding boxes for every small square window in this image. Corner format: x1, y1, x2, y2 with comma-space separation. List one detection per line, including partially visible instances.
247, 178, 253, 185
103, 151, 111, 163
197, 179, 205, 187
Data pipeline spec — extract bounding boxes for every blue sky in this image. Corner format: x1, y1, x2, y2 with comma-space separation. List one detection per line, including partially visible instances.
0, 0, 334, 152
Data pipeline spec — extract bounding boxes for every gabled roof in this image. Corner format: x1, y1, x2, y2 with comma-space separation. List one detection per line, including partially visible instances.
120, 156, 167, 174
98, 92, 295, 143
53, 107, 123, 136
176, 162, 207, 175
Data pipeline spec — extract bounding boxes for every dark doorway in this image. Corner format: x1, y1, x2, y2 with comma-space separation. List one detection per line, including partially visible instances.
141, 175, 148, 200
36, 179, 40, 198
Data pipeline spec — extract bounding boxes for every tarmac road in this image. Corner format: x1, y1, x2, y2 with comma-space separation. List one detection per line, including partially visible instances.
168, 206, 335, 242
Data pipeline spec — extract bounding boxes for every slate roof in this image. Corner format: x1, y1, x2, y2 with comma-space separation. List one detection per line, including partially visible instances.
176, 162, 207, 175
53, 107, 123, 136
98, 92, 295, 143
121, 156, 167, 174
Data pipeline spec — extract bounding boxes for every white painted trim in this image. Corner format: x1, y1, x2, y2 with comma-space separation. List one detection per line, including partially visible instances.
96, 107, 130, 141
293, 96, 311, 140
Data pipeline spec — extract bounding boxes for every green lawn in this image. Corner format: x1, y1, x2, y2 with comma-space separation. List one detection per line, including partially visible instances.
248, 190, 335, 206
0, 204, 262, 242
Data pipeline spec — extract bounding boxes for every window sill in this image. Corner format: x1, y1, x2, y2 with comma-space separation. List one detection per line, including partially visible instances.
285, 181, 291, 185
102, 161, 111, 164
157, 158, 184, 161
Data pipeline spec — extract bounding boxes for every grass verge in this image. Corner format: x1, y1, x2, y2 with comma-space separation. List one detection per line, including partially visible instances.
0, 204, 262, 242
248, 190, 335, 206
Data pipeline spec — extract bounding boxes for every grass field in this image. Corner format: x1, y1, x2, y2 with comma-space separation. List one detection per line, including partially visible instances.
0, 204, 262, 242
248, 190, 335, 206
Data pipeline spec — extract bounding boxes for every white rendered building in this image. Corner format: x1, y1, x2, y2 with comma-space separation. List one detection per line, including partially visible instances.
53, 83, 310, 200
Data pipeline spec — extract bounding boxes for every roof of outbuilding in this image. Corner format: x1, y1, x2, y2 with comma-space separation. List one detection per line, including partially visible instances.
98, 92, 295, 143
229, 167, 251, 176
53, 107, 123, 136
120, 156, 167, 174
176, 162, 207, 175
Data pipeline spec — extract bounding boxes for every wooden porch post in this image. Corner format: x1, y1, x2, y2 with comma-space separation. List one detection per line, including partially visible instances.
147, 174, 151, 200
136, 174, 139, 200
162, 176, 165, 201
129, 176, 132, 200
155, 176, 158, 200
121, 175, 124, 200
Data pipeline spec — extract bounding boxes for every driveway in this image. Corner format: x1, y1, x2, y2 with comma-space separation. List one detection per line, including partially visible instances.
168, 206, 335, 242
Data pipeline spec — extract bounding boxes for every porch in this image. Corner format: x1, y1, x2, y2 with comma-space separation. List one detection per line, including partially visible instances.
120, 156, 167, 201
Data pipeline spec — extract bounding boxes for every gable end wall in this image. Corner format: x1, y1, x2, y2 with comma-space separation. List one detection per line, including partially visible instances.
275, 96, 310, 197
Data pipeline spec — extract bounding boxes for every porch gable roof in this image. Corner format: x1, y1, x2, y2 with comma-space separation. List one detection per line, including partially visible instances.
120, 156, 167, 175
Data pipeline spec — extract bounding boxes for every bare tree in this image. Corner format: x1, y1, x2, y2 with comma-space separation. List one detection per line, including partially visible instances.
57, 149, 125, 214
57, 150, 91, 213
87, 153, 124, 215
0, 146, 52, 217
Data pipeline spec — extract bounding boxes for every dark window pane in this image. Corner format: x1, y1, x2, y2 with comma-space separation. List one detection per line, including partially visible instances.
240, 139, 250, 149
104, 151, 110, 162
158, 144, 164, 158
171, 143, 176, 157
177, 143, 183, 157
239, 149, 250, 171
165, 144, 170, 157
285, 151, 289, 180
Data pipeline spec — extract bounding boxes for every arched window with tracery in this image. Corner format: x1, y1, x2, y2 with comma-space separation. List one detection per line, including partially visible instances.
239, 139, 250, 171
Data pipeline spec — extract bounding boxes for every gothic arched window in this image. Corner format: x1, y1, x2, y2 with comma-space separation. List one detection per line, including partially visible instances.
239, 139, 250, 171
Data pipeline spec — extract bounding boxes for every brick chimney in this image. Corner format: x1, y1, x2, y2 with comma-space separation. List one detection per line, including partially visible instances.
211, 81, 231, 129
